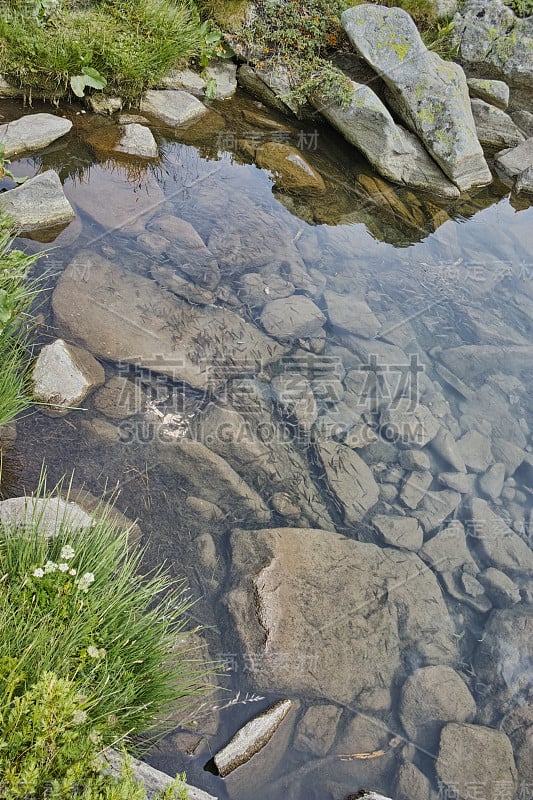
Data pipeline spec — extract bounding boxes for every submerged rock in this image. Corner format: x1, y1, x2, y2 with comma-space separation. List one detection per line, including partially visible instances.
140, 89, 208, 127
32, 339, 104, 416
149, 214, 220, 289
317, 440, 379, 523
468, 498, 533, 574
159, 439, 271, 525
436, 723, 517, 799
312, 80, 460, 198
342, 5, 491, 191
256, 142, 325, 194
0, 170, 75, 232
226, 527, 458, 708
372, 514, 423, 550
324, 290, 381, 339
260, 296, 326, 341
0, 112, 72, 158
214, 699, 292, 777
52, 252, 286, 391
399, 666, 476, 749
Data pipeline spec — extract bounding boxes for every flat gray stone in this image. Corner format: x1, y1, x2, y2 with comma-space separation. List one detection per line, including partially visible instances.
400, 470, 433, 510
324, 290, 381, 338
162, 68, 207, 95
431, 427, 466, 472
415, 490, 462, 534
32, 339, 104, 416
399, 449, 431, 472
0, 170, 75, 232
140, 89, 208, 127
318, 440, 379, 523
471, 98, 525, 148
495, 137, 533, 178
313, 80, 459, 198
372, 514, 423, 550
342, 5, 491, 191
0, 112, 72, 158
400, 666, 476, 749
515, 164, 533, 196
114, 123, 158, 158
159, 438, 271, 525
436, 723, 517, 798
479, 567, 521, 607
260, 296, 326, 340
102, 750, 217, 800
294, 705, 342, 756
456, 430, 493, 472
479, 462, 506, 500
420, 520, 479, 578
469, 498, 533, 574
204, 58, 237, 100
380, 399, 440, 448
467, 78, 510, 110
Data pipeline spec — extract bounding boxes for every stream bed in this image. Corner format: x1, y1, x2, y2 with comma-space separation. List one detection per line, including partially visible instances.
2, 91, 533, 800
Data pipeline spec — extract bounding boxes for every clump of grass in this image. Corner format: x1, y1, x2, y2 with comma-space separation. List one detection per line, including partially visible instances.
0, 0, 205, 102
0, 487, 210, 797
0, 214, 40, 428
237, 0, 354, 110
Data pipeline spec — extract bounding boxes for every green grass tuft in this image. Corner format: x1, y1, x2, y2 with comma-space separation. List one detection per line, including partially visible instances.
0, 0, 205, 102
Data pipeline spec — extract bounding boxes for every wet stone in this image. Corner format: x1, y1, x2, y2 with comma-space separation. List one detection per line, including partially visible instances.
150, 264, 215, 305
114, 123, 158, 158
226, 526, 458, 708
372, 514, 423, 551
260, 296, 326, 341
380, 399, 440, 448
270, 373, 317, 433
415, 489, 462, 535
479, 567, 521, 607
396, 761, 437, 800
317, 440, 379, 523
0, 112, 72, 158
323, 290, 381, 339
418, 525, 476, 575
456, 430, 493, 472
149, 215, 220, 289
32, 339, 104, 416
399, 666, 476, 750
479, 462, 506, 500
293, 705, 342, 756
237, 272, 294, 307
431, 427, 466, 472
256, 142, 326, 194
93, 376, 146, 419
140, 89, 208, 127
0, 170, 75, 232
469, 498, 533, 574
436, 723, 517, 800
438, 472, 476, 494
400, 470, 432, 510
399, 449, 431, 472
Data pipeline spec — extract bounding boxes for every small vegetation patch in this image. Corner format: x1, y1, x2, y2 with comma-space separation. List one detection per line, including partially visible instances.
504, 0, 533, 16
0, 0, 206, 102
0, 490, 209, 797
239, 0, 355, 109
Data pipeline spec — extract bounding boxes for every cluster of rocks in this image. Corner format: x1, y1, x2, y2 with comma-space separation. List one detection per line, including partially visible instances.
32, 154, 532, 797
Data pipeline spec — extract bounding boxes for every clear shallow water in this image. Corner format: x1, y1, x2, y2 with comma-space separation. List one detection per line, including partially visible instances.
2, 93, 533, 800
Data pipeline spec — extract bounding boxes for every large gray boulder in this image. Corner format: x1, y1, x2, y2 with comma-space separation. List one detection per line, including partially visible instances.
312, 81, 460, 198
52, 251, 286, 391
342, 5, 491, 191
140, 89, 208, 126
0, 112, 72, 158
453, 0, 533, 89
0, 170, 75, 232
226, 526, 458, 708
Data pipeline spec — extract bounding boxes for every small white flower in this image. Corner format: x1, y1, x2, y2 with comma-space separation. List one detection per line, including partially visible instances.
58, 563, 69, 572
44, 560, 57, 574
72, 710, 87, 726
33, 568, 45, 578
69, 568, 77, 576
75, 572, 95, 592
60, 545, 75, 561
87, 645, 100, 659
